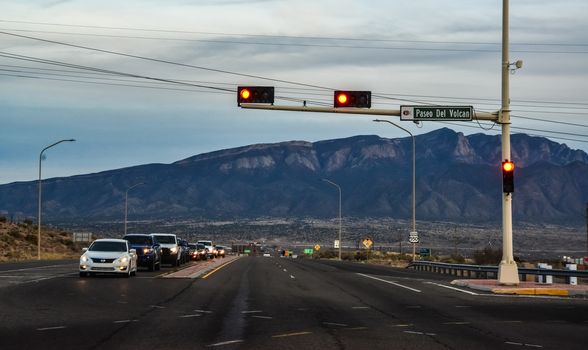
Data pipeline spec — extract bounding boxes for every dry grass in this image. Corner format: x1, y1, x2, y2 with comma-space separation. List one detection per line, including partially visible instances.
0, 220, 82, 262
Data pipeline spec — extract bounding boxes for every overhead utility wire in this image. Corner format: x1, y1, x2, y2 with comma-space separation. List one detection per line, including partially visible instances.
1, 28, 586, 54
0, 52, 329, 106
0, 31, 336, 91
1, 19, 586, 47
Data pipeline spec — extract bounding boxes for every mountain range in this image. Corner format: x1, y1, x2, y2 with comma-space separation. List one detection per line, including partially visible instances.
1, 128, 587, 225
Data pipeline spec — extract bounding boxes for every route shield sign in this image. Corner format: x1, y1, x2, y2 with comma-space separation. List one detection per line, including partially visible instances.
408, 231, 419, 244
400, 105, 473, 121
334, 240, 340, 249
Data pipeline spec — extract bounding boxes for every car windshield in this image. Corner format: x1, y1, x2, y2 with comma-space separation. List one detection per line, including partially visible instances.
196, 243, 205, 249
89, 241, 127, 252
153, 235, 175, 244
124, 236, 152, 245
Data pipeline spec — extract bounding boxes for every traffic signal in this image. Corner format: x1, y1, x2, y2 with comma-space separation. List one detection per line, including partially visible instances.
237, 86, 274, 106
334, 91, 371, 108
502, 160, 515, 193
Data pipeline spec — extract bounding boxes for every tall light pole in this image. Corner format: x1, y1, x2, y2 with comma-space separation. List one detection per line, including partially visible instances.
124, 182, 145, 236
497, 0, 520, 285
38, 139, 75, 260
322, 178, 342, 260
373, 119, 417, 261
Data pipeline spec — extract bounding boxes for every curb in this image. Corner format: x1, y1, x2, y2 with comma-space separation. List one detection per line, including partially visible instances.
491, 288, 569, 296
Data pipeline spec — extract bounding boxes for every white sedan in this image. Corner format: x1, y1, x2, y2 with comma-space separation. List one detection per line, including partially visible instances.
79, 239, 138, 277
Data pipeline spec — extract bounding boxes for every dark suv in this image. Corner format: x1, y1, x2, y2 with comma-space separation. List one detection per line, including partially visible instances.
123, 234, 161, 271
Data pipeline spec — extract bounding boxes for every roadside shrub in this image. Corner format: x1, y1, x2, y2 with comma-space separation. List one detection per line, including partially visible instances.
473, 247, 502, 265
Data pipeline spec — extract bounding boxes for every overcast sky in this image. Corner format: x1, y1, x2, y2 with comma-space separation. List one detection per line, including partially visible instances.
1, 0, 587, 184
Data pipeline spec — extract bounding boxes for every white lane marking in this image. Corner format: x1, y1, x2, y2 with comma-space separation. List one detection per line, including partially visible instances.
442, 321, 470, 325
290, 275, 295, 279
241, 310, 263, 314
524, 344, 543, 348
37, 326, 66, 331
179, 314, 202, 318
0, 264, 76, 273
406, 305, 421, 309
194, 309, 213, 314
403, 330, 436, 336
283, 269, 287, 272
113, 319, 138, 324
323, 322, 348, 327
150, 305, 166, 309
498, 320, 522, 323
424, 281, 479, 295
206, 340, 244, 347
251, 315, 273, 319
352, 306, 370, 309
357, 273, 421, 293
455, 305, 472, 308
505, 342, 523, 346
392, 324, 413, 327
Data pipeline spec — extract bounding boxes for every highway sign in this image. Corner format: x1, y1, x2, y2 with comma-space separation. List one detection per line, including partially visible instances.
419, 248, 431, 257
408, 231, 419, 243
334, 240, 340, 249
400, 105, 473, 121
314, 244, 321, 251
304, 248, 314, 254
362, 238, 373, 249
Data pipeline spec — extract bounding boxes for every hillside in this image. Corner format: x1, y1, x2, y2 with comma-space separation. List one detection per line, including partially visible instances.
0, 128, 587, 225
0, 217, 81, 262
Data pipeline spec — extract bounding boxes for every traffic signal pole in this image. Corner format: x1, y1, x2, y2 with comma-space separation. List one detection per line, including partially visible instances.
497, 0, 519, 285
239, 1, 519, 286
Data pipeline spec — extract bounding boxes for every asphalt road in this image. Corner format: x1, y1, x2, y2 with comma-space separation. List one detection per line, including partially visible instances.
1, 256, 587, 349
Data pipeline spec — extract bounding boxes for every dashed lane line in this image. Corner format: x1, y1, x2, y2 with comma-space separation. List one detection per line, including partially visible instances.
251, 315, 273, 320
206, 340, 244, 347
37, 326, 66, 331
357, 273, 422, 293
323, 322, 348, 327
272, 331, 312, 338
179, 314, 202, 318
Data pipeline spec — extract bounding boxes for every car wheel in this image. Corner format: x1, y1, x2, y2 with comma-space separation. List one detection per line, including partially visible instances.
156, 261, 161, 271
176, 259, 181, 267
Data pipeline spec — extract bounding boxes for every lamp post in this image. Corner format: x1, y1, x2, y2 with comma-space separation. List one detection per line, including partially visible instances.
38, 139, 76, 260
124, 182, 145, 236
322, 178, 342, 260
373, 119, 417, 261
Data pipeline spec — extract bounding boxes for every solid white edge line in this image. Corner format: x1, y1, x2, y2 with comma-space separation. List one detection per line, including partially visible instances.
357, 273, 422, 293
424, 281, 479, 295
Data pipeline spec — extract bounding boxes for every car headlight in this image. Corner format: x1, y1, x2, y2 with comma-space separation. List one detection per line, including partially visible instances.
170, 247, 178, 253
118, 256, 129, 264
80, 255, 88, 262
143, 248, 152, 254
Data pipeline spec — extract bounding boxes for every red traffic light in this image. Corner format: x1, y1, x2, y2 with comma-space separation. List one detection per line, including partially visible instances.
502, 160, 515, 193
502, 161, 514, 172
237, 86, 274, 106
334, 91, 371, 108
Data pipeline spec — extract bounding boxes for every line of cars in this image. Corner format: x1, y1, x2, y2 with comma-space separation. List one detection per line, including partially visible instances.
79, 233, 227, 277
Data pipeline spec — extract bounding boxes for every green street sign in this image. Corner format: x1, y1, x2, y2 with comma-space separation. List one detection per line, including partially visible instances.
244, 249, 251, 254
304, 248, 314, 254
400, 105, 473, 121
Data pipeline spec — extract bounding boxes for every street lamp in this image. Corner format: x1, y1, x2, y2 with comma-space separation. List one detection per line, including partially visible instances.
124, 182, 145, 235
38, 139, 76, 260
322, 178, 342, 260
373, 119, 417, 261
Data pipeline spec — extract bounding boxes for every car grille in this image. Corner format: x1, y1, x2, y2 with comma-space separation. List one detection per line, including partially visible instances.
91, 258, 116, 263
91, 267, 115, 271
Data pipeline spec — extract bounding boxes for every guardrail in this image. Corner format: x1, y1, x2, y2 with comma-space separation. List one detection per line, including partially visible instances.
407, 260, 588, 282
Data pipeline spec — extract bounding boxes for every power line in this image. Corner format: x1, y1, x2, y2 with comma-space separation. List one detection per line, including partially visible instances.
2, 28, 587, 54
1, 19, 586, 47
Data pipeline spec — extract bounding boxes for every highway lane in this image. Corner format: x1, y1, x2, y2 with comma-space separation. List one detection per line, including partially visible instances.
0, 257, 587, 349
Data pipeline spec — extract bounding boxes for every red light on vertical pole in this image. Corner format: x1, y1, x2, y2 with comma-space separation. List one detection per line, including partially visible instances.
502, 160, 515, 193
